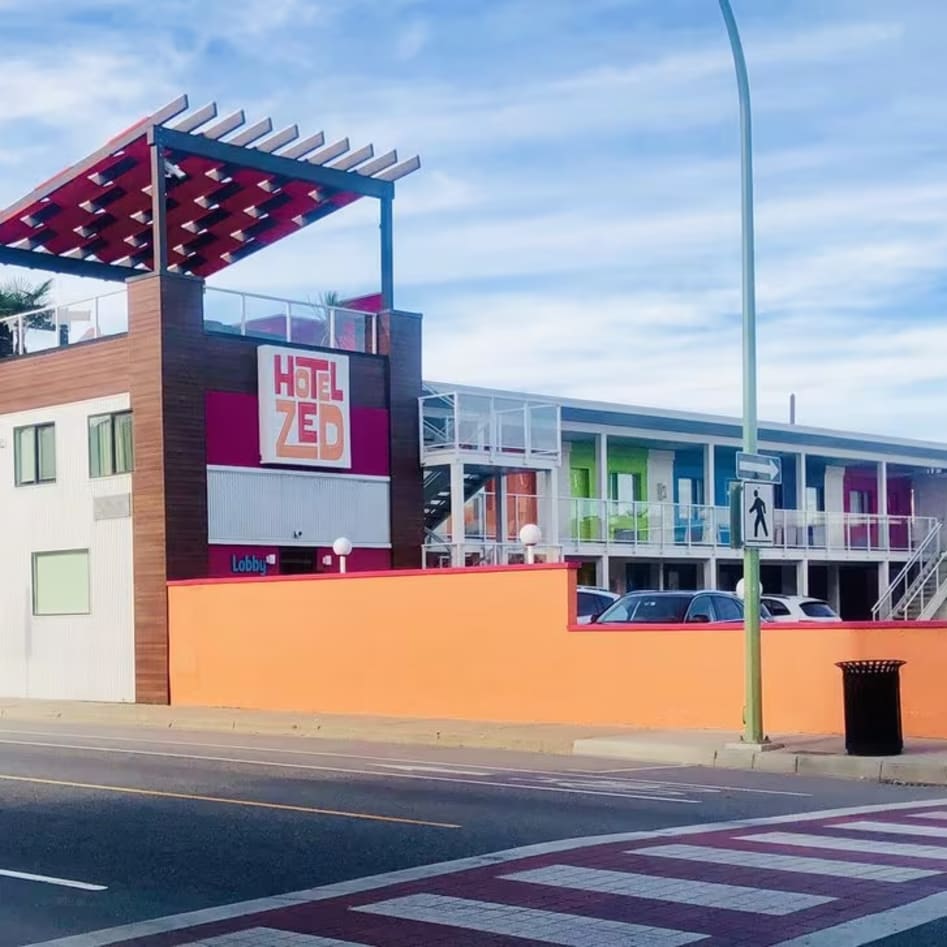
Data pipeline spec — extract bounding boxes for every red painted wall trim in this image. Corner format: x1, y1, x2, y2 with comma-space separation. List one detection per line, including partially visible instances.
569, 620, 947, 632
168, 561, 579, 587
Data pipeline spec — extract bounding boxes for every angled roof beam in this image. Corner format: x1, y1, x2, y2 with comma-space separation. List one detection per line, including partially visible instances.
357, 149, 398, 177
152, 126, 392, 199
228, 117, 273, 148
329, 144, 374, 171
0, 244, 132, 282
256, 125, 299, 154
279, 131, 325, 160
171, 102, 218, 133
308, 138, 350, 165
375, 154, 422, 182
202, 110, 246, 140
0, 94, 190, 222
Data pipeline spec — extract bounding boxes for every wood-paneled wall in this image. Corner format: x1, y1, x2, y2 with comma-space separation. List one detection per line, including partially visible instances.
379, 310, 423, 568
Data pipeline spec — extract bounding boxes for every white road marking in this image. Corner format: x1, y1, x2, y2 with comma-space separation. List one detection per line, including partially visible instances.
774, 891, 947, 946
505, 864, 834, 914
837, 819, 947, 839
355, 893, 708, 946
26, 797, 947, 947
0, 737, 699, 803
742, 831, 947, 861
632, 843, 941, 882
182, 929, 365, 946
0, 726, 666, 777
374, 763, 493, 776
913, 810, 947, 820
0, 868, 106, 891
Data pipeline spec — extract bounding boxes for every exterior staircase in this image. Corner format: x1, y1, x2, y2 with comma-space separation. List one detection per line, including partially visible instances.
423, 466, 492, 534
873, 521, 947, 621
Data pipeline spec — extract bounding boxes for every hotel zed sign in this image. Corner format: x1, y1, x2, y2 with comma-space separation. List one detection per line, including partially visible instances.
258, 345, 351, 468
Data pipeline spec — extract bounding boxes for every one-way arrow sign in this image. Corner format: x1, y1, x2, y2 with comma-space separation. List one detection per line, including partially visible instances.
736, 451, 782, 485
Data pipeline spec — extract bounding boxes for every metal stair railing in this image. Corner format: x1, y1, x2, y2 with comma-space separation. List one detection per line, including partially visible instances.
872, 520, 942, 621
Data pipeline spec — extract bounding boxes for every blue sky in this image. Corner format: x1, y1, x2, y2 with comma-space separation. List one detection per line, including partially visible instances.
1, 0, 945, 439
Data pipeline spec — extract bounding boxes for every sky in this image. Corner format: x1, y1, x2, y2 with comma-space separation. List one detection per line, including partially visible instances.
0, 0, 945, 440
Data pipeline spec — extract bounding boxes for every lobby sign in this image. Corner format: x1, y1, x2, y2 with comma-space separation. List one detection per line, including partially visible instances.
258, 345, 351, 468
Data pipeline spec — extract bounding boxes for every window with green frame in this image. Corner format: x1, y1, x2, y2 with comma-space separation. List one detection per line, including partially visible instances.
32, 549, 90, 616
14, 423, 56, 485
89, 411, 133, 478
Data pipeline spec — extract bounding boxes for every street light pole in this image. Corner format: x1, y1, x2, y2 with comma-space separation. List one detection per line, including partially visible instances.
718, 0, 764, 745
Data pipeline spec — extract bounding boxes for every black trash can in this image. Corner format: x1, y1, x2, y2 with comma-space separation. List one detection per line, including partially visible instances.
836, 660, 905, 756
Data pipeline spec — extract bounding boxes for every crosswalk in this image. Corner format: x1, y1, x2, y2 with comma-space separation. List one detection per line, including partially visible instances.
39, 799, 947, 947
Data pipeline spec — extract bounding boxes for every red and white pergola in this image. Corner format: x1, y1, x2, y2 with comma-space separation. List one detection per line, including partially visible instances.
0, 95, 420, 308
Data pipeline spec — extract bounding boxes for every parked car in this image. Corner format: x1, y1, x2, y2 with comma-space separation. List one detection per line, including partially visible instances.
577, 586, 620, 624
592, 590, 772, 624
761, 594, 841, 622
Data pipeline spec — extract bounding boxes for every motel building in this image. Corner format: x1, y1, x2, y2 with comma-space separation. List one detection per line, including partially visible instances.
418, 390, 947, 625
2, 95, 947, 708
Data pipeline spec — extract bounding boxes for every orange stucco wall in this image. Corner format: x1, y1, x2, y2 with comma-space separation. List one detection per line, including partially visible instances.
168, 565, 947, 737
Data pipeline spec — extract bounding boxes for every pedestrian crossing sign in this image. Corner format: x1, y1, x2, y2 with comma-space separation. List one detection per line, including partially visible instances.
743, 482, 775, 547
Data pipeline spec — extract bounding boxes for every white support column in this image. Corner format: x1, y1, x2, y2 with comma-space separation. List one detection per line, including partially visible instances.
828, 563, 841, 615
450, 461, 466, 567
543, 468, 560, 561
703, 558, 715, 590
496, 472, 508, 549
597, 432, 609, 542
878, 560, 891, 602
878, 460, 889, 553
599, 555, 611, 591
796, 560, 808, 596
706, 441, 717, 538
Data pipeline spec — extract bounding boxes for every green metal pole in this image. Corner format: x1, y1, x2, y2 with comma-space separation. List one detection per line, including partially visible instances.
718, 0, 763, 745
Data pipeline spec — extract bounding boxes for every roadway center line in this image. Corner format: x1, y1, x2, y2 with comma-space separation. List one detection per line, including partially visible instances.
0, 738, 698, 803
0, 773, 459, 829
0, 867, 107, 891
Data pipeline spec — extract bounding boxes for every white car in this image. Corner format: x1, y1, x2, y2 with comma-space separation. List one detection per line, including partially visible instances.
760, 594, 841, 623
576, 586, 620, 624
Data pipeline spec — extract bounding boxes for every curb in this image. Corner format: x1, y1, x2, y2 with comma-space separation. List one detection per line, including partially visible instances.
0, 703, 584, 756
572, 737, 947, 786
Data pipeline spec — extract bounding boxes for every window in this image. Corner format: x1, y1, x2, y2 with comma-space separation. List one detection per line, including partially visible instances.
762, 597, 792, 617
89, 411, 133, 477
578, 592, 613, 619
806, 486, 824, 512
712, 595, 744, 621
609, 472, 641, 503
14, 423, 56, 485
801, 600, 839, 619
599, 593, 691, 623
685, 595, 715, 623
849, 490, 872, 515
32, 549, 90, 616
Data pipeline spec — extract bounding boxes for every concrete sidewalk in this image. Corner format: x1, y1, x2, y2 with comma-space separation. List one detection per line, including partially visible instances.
2, 698, 946, 786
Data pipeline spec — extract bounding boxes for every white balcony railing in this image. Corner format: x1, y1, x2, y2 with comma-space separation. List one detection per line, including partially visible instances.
558, 498, 936, 555
0, 291, 128, 358
420, 391, 561, 466
203, 286, 379, 354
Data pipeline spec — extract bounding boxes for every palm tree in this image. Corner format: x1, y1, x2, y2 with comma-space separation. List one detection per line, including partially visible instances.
0, 278, 54, 357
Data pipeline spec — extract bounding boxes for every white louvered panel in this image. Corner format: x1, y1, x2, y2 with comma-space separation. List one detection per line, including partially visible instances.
207, 466, 390, 547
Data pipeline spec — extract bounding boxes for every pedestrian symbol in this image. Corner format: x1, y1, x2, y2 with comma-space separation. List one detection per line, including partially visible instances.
742, 482, 774, 547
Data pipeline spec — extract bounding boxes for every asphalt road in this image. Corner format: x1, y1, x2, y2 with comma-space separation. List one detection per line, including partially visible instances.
0, 719, 941, 946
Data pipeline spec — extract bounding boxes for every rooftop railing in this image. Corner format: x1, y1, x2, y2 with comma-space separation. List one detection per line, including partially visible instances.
203, 286, 379, 354
0, 291, 127, 358
420, 391, 561, 466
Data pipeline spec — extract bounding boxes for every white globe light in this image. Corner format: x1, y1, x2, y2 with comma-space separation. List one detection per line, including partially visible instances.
332, 536, 353, 557
735, 578, 762, 600
519, 523, 542, 547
